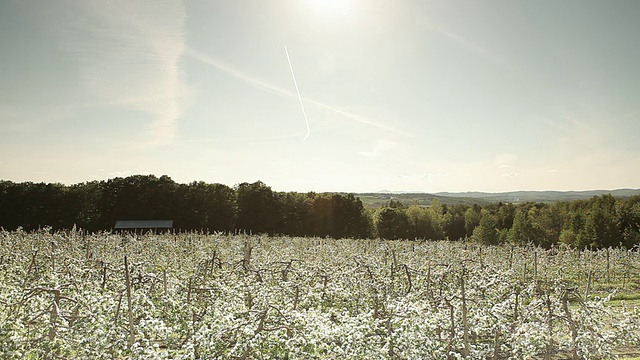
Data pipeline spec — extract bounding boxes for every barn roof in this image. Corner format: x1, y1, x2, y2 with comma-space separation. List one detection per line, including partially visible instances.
114, 220, 174, 229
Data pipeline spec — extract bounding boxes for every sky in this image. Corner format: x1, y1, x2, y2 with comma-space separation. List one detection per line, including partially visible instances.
1, 0, 639, 193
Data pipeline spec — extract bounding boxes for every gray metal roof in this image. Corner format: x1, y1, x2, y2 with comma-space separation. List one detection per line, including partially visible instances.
114, 220, 173, 229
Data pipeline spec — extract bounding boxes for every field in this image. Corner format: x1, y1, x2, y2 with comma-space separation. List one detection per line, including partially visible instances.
1, 229, 639, 359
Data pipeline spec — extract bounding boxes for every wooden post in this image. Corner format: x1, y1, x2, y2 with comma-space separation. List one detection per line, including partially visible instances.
534, 250, 538, 280
243, 240, 252, 270
544, 292, 554, 359
509, 245, 514, 269
461, 267, 470, 358
124, 256, 135, 349
49, 290, 60, 342
606, 248, 611, 284
492, 329, 501, 360
584, 270, 593, 300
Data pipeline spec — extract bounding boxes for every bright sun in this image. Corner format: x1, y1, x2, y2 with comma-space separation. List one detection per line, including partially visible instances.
305, 0, 356, 16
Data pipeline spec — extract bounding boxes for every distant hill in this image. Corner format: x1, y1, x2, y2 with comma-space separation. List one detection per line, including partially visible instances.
435, 189, 640, 203
357, 189, 640, 207
357, 192, 487, 207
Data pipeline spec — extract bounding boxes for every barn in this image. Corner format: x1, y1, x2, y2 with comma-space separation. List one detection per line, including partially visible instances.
114, 220, 174, 233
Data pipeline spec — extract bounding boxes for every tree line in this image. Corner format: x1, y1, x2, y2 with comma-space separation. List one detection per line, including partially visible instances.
0, 175, 369, 239
0, 175, 638, 248
371, 195, 640, 249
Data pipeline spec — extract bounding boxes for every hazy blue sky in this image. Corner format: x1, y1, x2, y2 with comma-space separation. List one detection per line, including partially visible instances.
1, 0, 639, 192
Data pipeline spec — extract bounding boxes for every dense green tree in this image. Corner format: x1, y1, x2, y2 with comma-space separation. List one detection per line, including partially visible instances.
472, 209, 499, 245
556, 195, 624, 249
309, 194, 333, 237
308, 193, 370, 238
2, 176, 640, 248
426, 199, 446, 240
464, 205, 482, 237
559, 207, 586, 247
235, 181, 276, 234
0, 181, 31, 230
583, 194, 620, 248
531, 202, 565, 247
176, 182, 235, 232
508, 209, 533, 246
405, 205, 435, 239
495, 202, 516, 230
525, 206, 552, 247
0, 181, 74, 230
98, 175, 178, 228
443, 203, 468, 240
331, 193, 370, 238
618, 195, 640, 247
376, 207, 410, 240
387, 199, 405, 208
273, 192, 314, 236
69, 181, 104, 231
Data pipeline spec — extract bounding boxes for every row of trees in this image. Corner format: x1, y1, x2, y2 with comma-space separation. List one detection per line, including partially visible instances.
371, 195, 640, 249
0, 175, 639, 248
0, 176, 369, 239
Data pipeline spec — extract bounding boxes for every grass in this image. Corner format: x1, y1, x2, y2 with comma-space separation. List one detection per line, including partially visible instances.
612, 292, 640, 301
617, 351, 640, 360
590, 291, 640, 308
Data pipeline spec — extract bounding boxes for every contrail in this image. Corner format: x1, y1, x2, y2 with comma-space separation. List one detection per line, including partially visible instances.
184, 46, 412, 137
284, 45, 311, 141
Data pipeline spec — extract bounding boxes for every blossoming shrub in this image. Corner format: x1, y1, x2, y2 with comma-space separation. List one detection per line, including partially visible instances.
0, 229, 638, 359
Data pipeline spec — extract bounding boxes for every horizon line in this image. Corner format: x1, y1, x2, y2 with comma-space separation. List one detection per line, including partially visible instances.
0, 176, 638, 196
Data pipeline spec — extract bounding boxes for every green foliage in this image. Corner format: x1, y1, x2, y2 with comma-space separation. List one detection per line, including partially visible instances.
464, 205, 482, 238
176, 181, 236, 232
443, 204, 467, 240
509, 209, 532, 246
618, 195, 640, 248
472, 209, 499, 245
425, 199, 446, 240
235, 181, 277, 234
375, 208, 409, 240
0, 177, 372, 240
405, 205, 435, 240
583, 194, 620, 248
310, 193, 370, 239
0, 177, 639, 248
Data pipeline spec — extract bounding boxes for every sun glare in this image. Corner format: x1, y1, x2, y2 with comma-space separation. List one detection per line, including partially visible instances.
305, 0, 356, 16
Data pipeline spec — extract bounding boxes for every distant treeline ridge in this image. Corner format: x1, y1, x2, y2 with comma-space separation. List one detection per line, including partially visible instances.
0, 175, 638, 249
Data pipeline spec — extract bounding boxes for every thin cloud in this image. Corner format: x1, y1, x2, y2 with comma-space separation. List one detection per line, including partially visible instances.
422, 21, 504, 64
605, 110, 640, 122
60, 0, 188, 146
0, 105, 79, 133
546, 113, 605, 151
423, 173, 450, 178
358, 139, 397, 158
187, 134, 301, 143
185, 47, 293, 99
185, 47, 410, 137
